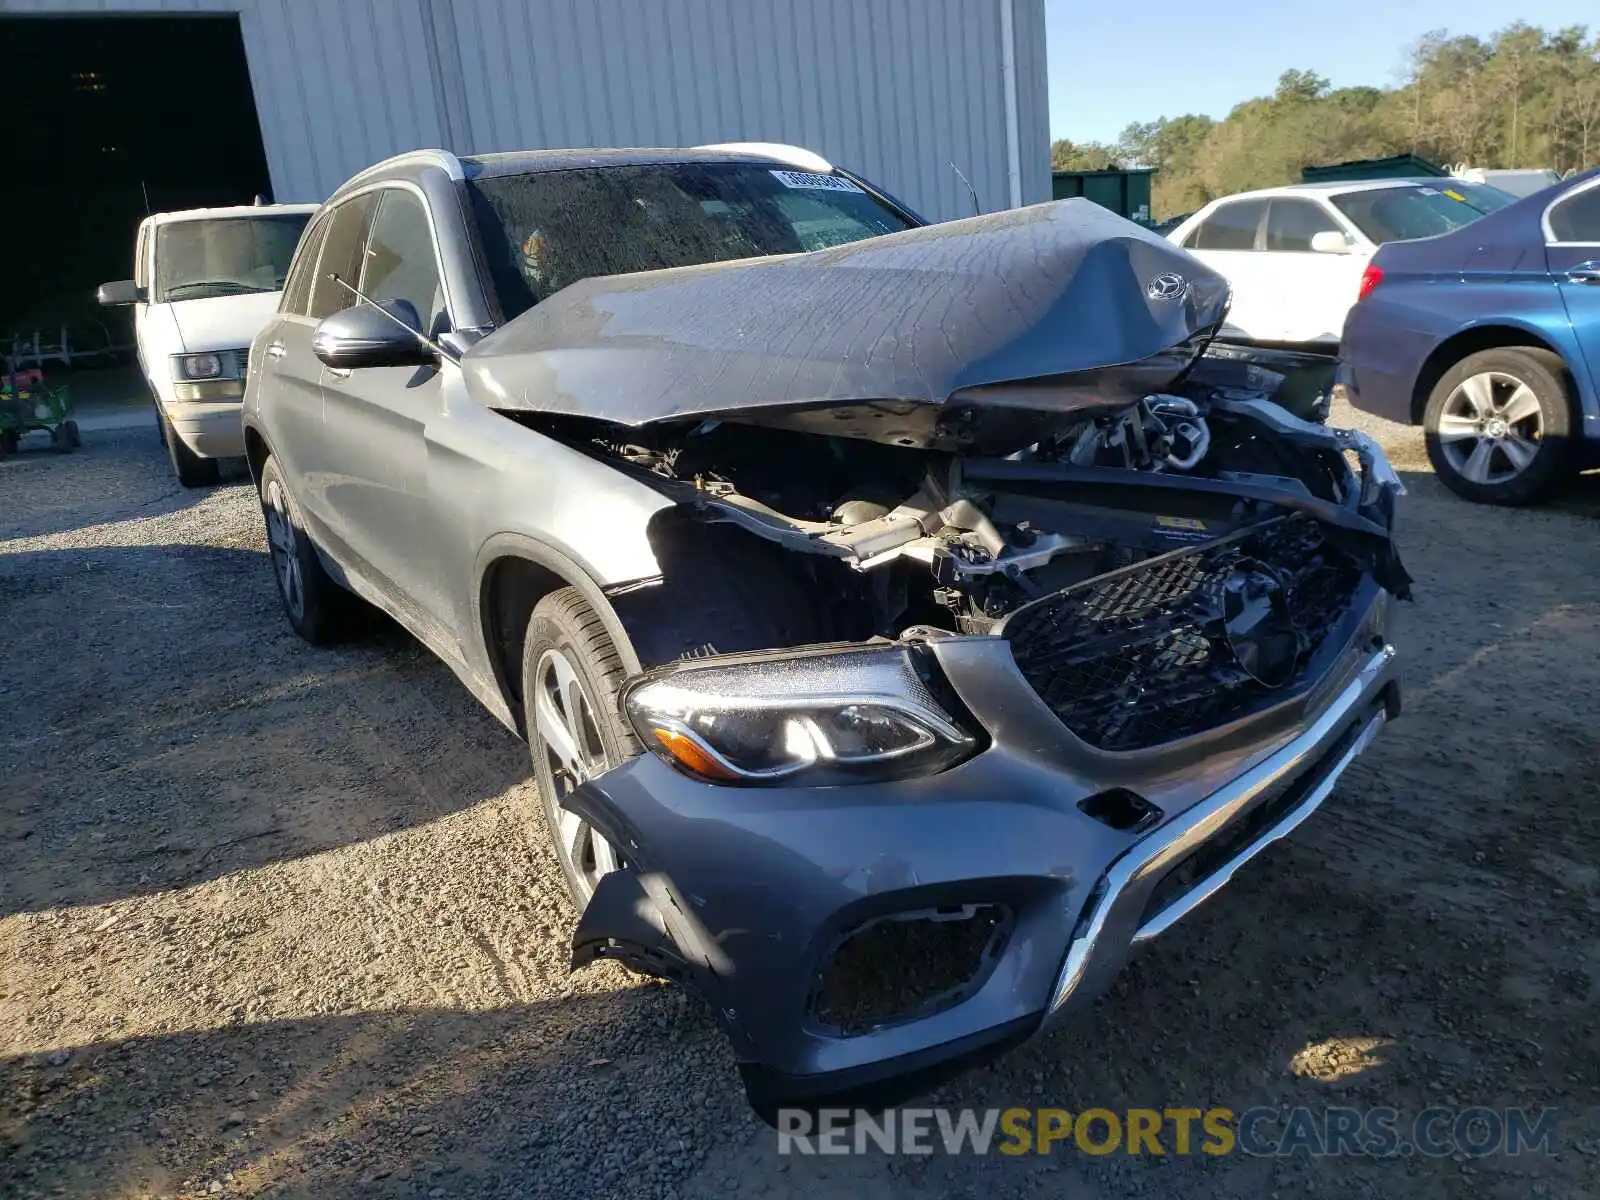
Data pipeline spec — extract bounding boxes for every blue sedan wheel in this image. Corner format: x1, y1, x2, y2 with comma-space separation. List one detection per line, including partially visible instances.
1424, 347, 1575, 506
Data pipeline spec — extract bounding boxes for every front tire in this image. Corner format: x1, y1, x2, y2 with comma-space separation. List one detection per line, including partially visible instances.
1423, 347, 1575, 505
258, 455, 361, 644
162, 408, 220, 488
521, 588, 640, 909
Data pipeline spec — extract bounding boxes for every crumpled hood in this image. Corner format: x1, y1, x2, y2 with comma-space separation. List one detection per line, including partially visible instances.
463, 199, 1230, 445
168, 290, 284, 352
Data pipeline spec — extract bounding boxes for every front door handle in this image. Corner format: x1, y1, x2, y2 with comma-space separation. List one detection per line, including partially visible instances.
1568, 262, 1600, 285
264, 341, 286, 360
326, 368, 352, 380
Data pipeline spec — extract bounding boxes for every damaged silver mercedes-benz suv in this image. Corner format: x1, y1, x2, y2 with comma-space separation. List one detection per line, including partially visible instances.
243, 144, 1407, 1122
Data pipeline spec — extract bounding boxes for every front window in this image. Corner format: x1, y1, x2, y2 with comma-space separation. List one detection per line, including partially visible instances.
153, 214, 312, 302
1331, 184, 1512, 245
1187, 200, 1266, 251
466, 163, 917, 319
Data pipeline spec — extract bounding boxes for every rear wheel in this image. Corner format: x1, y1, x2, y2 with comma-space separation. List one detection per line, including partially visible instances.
1423, 347, 1575, 505
258, 455, 362, 644
163, 409, 220, 488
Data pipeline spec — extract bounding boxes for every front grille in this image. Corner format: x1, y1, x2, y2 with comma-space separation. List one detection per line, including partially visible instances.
1003, 516, 1361, 750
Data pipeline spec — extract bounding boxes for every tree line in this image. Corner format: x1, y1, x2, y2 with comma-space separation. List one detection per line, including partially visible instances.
1051, 23, 1600, 218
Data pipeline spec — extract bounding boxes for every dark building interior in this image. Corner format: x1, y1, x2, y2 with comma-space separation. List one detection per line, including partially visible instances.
4, 15, 272, 338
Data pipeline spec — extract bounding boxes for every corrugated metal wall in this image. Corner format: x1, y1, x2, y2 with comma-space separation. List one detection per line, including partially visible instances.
3, 0, 1048, 220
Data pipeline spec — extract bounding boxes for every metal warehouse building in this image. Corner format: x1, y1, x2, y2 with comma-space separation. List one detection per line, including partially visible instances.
6, 0, 1049, 330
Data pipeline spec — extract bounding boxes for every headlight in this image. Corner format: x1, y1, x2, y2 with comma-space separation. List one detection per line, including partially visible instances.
171, 351, 244, 382
623, 645, 978, 786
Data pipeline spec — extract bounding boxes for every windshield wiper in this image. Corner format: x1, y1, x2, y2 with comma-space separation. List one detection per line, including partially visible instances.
163, 280, 269, 298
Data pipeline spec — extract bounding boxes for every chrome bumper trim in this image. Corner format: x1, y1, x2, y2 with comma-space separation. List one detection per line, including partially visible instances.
1048, 644, 1395, 1013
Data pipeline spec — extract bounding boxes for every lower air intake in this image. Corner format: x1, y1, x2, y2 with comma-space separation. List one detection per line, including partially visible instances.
808, 904, 1010, 1036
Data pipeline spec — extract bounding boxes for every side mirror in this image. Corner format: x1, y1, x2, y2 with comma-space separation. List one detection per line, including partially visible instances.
312, 299, 434, 370
97, 279, 144, 306
1310, 231, 1352, 254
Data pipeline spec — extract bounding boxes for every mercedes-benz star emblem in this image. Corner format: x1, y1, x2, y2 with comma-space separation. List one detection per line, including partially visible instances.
1146, 272, 1188, 301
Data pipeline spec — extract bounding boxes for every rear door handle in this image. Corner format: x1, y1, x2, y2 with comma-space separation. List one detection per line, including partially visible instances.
1568, 262, 1600, 285
326, 368, 352, 380
264, 341, 286, 360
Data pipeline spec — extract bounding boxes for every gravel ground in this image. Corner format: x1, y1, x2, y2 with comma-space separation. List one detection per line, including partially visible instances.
2, 405, 1598, 1199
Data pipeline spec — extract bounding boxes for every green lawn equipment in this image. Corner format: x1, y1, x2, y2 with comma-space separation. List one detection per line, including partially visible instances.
0, 366, 80, 457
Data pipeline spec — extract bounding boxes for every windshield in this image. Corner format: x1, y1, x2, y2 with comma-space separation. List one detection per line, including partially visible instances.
467, 163, 917, 319
1330, 183, 1514, 244
154, 214, 312, 302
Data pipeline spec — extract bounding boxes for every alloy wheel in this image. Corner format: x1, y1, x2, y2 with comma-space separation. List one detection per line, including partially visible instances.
534, 647, 621, 900
263, 479, 304, 620
1436, 371, 1544, 486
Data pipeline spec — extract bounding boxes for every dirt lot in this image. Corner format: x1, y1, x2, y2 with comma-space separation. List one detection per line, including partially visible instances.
2, 401, 1598, 1199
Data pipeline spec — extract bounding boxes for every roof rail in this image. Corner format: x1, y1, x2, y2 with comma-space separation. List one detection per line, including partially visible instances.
693, 142, 833, 173
340, 148, 465, 192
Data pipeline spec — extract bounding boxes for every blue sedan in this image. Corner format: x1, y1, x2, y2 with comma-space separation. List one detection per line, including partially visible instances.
1342, 168, 1600, 504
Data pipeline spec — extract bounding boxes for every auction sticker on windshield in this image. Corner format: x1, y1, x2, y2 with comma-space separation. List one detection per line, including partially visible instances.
770, 170, 864, 193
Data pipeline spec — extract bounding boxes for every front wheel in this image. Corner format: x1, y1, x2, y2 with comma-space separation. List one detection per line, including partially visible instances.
521, 588, 640, 909
1423, 347, 1576, 505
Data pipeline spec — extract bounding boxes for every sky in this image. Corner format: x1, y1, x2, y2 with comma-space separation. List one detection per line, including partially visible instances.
1046, 0, 1600, 145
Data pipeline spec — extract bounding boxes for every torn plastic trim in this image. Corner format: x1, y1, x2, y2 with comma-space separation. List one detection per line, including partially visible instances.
962, 456, 1381, 533
572, 867, 732, 982
1207, 396, 1406, 505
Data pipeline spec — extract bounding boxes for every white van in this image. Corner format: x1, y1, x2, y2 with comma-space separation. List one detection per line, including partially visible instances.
99, 202, 318, 485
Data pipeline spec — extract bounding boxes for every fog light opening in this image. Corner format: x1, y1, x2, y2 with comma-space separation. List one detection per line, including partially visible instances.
808, 903, 1011, 1037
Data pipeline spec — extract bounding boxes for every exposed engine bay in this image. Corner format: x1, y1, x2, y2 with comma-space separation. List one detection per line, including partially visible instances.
499, 356, 1409, 757
513, 359, 1408, 639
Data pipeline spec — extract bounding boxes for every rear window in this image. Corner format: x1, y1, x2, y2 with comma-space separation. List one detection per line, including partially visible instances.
466, 162, 916, 319
1549, 185, 1600, 242
153, 214, 311, 302
1330, 184, 1510, 245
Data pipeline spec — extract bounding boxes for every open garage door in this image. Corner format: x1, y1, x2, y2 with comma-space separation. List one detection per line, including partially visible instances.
2, 14, 272, 350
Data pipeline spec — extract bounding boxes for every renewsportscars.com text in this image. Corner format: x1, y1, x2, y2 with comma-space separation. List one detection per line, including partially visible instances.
776, 1106, 1560, 1158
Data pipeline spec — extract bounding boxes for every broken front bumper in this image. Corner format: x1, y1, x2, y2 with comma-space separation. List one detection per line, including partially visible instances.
564, 613, 1399, 1121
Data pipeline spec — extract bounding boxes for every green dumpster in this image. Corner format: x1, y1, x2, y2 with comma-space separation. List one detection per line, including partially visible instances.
1051, 167, 1157, 224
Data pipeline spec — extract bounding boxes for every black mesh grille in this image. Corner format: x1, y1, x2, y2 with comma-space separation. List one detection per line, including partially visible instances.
1003, 517, 1361, 751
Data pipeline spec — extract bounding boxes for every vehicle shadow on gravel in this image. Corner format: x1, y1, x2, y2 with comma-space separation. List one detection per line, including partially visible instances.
1, 541, 530, 919
1553, 466, 1600, 519
0, 433, 218, 544
1, 984, 748, 1200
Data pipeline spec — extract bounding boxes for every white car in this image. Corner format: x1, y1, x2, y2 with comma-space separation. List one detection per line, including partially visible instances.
1166, 180, 1514, 348
99, 202, 318, 485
